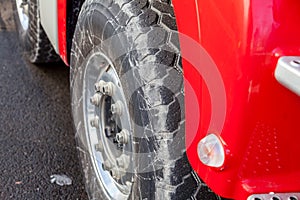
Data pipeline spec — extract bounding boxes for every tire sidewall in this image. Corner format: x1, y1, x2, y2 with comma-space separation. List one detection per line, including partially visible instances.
71, 1, 186, 199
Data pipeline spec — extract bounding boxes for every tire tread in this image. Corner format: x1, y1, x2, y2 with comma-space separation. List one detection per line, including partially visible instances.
71, 0, 225, 199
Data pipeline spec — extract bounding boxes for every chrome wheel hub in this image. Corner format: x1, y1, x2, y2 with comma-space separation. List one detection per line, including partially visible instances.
83, 52, 132, 199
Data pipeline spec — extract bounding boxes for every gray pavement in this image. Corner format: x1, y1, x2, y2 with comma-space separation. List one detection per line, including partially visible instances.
0, 0, 88, 199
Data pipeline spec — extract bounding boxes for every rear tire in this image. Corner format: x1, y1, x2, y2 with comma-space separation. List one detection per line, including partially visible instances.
70, 0, 223, 199
14, 0, 60, 63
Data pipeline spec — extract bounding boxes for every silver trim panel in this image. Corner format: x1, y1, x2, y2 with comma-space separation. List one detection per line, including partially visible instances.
248, 193, 300, 200
275, 56, 300, 96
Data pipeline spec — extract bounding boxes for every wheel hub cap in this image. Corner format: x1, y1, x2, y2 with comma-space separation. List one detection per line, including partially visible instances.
83, 52, 132, 199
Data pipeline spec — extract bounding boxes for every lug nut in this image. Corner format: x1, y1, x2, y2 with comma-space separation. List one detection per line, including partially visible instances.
116, 157, 125, 168
90, 116, 99, 128
94, 80, 104, 91
110, 167, 121, 180
111, 101, 123, 116
105, 126, 112, 137
95, 80, 114, 96
95, 142, 104, 152
125, 181, 132, 186
116, 155, 129, 169
102, 160, 112, 171
116, 129, 129, 144
102, 82, 114, 96
90, 93, 101, 106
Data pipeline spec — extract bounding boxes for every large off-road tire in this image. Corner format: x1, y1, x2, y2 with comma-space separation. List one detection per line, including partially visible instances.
14, 0, 60, 63
70, 0, 223, 199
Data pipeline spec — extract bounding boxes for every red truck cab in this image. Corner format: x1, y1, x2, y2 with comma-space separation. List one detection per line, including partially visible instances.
15, 0, 300, 199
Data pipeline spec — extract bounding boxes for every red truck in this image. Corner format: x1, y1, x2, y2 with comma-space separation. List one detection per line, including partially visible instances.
14, 0, 300, 199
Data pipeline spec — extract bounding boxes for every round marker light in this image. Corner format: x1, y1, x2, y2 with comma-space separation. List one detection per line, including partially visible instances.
197, 134, 225, 168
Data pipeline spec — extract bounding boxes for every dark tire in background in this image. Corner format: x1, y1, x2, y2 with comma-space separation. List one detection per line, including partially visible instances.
14, 0, 60, 63
69, 0, 223, 199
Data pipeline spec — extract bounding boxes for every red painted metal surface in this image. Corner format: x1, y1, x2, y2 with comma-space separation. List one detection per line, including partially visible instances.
57, 0, 68, 65
173, 0, 300, 199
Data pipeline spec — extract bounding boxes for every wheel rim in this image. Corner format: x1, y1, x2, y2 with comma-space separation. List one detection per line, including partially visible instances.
15, 0, 29, 31
83, 52, 133, 199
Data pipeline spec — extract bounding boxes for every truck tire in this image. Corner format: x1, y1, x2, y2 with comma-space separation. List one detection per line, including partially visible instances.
14, 0, 60, 63
70, 0, 222, 199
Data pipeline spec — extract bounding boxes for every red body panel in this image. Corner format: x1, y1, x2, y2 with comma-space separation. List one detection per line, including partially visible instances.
57, 0, 67, 65
173, 0, 300, 199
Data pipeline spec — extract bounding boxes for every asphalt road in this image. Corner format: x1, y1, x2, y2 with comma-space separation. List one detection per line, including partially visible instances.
0, 1, 88, 199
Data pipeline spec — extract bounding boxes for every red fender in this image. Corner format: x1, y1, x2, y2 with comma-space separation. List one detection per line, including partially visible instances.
173, 0, 300, 199
57, 0, 67, 65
